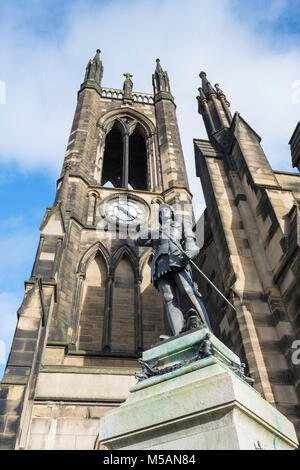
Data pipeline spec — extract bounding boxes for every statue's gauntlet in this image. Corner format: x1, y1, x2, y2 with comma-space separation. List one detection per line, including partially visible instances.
184, 236, 200, 259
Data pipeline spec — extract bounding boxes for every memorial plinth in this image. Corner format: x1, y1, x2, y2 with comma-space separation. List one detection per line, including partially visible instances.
99, 328, 298, 450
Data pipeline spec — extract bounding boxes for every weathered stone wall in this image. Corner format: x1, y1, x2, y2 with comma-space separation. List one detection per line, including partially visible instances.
28, 402, 110, 450
194, 114, 300, 437
0, 282, 55, 449
154, 97, 189, 191
0, 62, 191, 449
192, 213, 247, 365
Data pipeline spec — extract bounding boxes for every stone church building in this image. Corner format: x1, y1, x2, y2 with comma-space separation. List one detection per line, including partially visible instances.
0, 51, 299, 449
193, 72, 300, 440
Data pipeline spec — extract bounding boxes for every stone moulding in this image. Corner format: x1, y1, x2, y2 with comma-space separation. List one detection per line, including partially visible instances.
99, 328, 298, 450
136, 327, 243, 381
135, 332, 254, 386
132, 355, 255, 394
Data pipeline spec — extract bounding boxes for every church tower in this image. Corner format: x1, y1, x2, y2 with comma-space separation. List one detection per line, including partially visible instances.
0, 51, 192, 450
194, 72, 300, 438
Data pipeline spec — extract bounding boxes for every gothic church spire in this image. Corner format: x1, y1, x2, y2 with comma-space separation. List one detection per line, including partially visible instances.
197, 71, 232, 147
84, 49, 104, 84
152, 59, 172, 99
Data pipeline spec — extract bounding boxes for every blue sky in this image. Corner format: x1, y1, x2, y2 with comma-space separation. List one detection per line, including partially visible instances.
1, 0, 300, 379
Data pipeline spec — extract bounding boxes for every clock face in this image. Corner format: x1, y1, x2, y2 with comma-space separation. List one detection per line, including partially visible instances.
104, 199, 146, 225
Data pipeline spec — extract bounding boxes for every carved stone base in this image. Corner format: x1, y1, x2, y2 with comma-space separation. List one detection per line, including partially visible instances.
99, 328, 298, 450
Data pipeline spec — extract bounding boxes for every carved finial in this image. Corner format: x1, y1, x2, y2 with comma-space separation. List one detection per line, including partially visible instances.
197, 87, 207, 114
215, 83, 224, 97
215, 83, 230, 107
199, 71, 215, 97
197, 71, 233, 139
123, 73, 133, 80
153, 59, 171, 94
197, 87, 207, 101
156, 58, 163, 72
84, 49, 104, 85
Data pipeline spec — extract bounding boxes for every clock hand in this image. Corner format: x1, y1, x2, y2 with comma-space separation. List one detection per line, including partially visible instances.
119, 206, 135, 220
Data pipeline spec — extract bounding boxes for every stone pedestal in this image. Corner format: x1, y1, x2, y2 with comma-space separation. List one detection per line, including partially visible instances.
99, 328, 298, 450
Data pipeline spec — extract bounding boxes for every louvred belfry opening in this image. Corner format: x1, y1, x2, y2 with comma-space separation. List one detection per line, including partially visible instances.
101, 120, 148, 191
129, 125, 148, 191
101, 122, 123, 188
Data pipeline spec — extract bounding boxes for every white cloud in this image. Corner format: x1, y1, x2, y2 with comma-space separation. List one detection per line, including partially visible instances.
0, 0, 300, 215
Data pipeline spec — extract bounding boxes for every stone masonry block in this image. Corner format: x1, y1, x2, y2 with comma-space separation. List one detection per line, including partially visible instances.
0, 435, 15, 450
30, 418, 51, 435
56, 418, 100, 436
5, 415, 19, 434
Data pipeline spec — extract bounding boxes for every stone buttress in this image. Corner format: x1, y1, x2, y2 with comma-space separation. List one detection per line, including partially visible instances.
194, 72, 300, 438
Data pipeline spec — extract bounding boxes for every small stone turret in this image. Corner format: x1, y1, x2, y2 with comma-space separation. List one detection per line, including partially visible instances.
80, 49, 104, 94
289, 121, 300, 172
152, 59, 173, 102
197, 72, 232, 149
153, 59, 171, 94
84, 49, 104, 83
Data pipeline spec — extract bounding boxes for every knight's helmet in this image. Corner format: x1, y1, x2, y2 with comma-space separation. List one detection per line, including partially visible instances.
158, 204, 175, 225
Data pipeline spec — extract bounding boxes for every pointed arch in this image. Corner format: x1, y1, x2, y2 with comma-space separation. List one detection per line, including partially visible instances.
98, 108, 156, 138
75, 242, 109, 351
110, 249, 136, 353
129, 124, 148, 190
40, 202, 66, 236
105, 117, 127, 136
98, 108, 157, 191
77, 241, 110, 276
101, 121, 124, 188
111, 244, 140, 278
77, 245, 108, 351
139, 247, 154, 274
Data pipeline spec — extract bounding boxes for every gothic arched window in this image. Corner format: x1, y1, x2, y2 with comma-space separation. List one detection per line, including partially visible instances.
101, 119, 148, 191
101, 122, 123, 188
129, 126, 148, 190
78, 251, 107, 351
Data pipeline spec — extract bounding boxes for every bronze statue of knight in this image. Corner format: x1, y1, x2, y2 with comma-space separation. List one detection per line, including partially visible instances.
135, 204, 212, 336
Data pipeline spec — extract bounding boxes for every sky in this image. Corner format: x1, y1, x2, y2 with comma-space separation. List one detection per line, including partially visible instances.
1, 0, 300, 379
